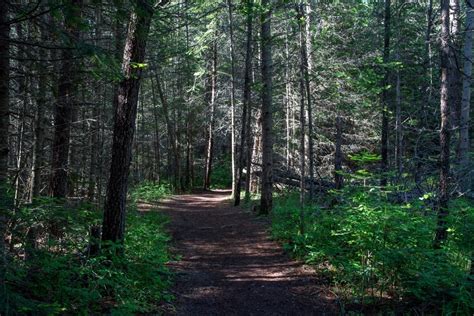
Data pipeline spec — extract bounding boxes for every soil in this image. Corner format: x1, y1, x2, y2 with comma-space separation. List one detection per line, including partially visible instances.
154, 190, 338, 316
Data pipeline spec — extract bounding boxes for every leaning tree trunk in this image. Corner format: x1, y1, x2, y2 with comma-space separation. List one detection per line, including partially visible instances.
102, 0, 157, 249
434, 0, 451, 249
259, 0, 274, 214
50, 0, 82, 198
457, 0, 473, 195
0, 0, 10, 309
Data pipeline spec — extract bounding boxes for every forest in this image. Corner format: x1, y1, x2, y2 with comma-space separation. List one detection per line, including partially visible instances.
0, 0, 473, 314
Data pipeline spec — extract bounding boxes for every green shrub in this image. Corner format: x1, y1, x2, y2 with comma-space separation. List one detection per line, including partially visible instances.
5, 197, 173, 315
271, 187, 474, 313
131, 181, 172, 202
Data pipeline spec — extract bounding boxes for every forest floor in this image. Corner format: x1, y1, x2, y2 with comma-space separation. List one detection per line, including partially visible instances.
144, 190, 339, 315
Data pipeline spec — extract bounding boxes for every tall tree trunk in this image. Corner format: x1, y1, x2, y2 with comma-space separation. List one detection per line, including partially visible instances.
0, 0, 10, 308
395, 62, 402, 179
297, 3, 306, 208
150, 77, 161, 184
227, 0, 237, 197
203, 40, 217, 190
458, 0, 473, 195
449, 0, 462, 144
434, 0, 451, 249
301, 3, 314, 200
153, 72, 178, 189
259, 0, 273, 214
235, 0, 253, 206
380, 0, 391, 187
50, 0, 82, 198
335, 116, 343, 190
416, 0, 433, 187
102, 0, 156, 248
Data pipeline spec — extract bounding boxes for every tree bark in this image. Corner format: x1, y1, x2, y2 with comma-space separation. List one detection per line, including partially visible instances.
259, 0, 274, 214
0, 0, 10, 308
102, 0, 156, 248
434, 0, 451, 249
50, 0, 82, 198
297, 3, 306, 208
203, 39, 217, 190
235, 0, 253, 206
457, 0, 473, 195
227, 0, 237, 197
380, 0, 391, 187
335, 116, 343, 190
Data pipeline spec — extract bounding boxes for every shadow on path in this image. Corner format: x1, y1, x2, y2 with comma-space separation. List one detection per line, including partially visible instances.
154, 190, 337, 316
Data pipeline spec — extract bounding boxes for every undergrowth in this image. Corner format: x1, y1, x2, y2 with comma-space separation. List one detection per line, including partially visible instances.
271, 187, 474, 314
5, 182, 173, 315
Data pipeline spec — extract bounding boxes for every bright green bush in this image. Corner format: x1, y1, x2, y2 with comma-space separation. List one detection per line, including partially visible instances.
6, 197, 173, 315
131, 181, 172, 202
271, 187, 474, 313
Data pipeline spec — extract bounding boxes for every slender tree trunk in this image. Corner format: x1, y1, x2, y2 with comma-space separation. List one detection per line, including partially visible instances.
416, 0, 433, 187
259, 0, 273, 214
50, 0, 82, 198
204, 40, 217, 190
102, 0, 157, 248
395, 63, 402, 179
434, 0, 451, 249
335, 116, 343, 190
0, 0, 10, 308
458, 0, 473, 195
380, 0, 391, 187
227, 0, 237, 197
153, 72, 178, 189
449, 0, 462, 139
301, 3, 314, 200
150, 77, 161, 184
284, 22, 291, 171
297, 4, 306, 208
235, 0, 253, 206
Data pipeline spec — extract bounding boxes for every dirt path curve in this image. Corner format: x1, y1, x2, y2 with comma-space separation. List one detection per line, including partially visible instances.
156, 190, 337, 316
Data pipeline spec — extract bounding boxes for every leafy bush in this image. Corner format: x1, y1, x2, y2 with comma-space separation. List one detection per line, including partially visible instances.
131, 181, 172, 202
5, 197, 172, 315
271, 187, 474, 313
210, 155, 233, 189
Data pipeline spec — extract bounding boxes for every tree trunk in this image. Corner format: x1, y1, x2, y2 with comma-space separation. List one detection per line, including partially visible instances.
380, 0, 391, 187
235, 0, 253, 206
457, 0, 473, 195
299, 2, 315, 201
395, 62, 402, 179
153, 71, 178, 190
102, 0, 156, 249
203, 39, 217, 190
259, 0, 274, 214
335, 116, 343, 190
0, 0, 10, 308
50, 0, 82, 198
434, 0, 451, 249
297, 3, 306, 208
227, 0, 237, 197
415, 0, 433, 187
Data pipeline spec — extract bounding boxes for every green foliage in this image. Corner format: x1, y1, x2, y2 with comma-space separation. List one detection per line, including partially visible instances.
130, 181, 172, 202
210, 155, 233, 189
6, 197, 172, 315
271, 188, 474, 313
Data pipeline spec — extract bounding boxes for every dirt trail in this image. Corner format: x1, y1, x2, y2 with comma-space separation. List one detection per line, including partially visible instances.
155, 190, 337, 315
